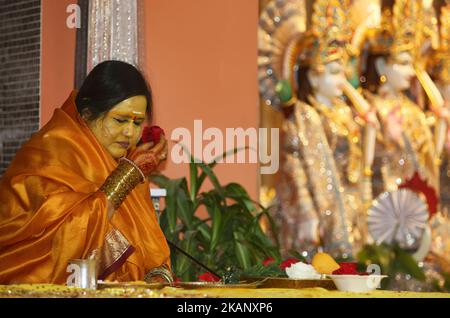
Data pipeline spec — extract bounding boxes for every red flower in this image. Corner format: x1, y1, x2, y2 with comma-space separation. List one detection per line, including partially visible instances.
399, 171, 438, 217
173, 276, 182, 283
142, 126, 165, 144
332, 262, 359, 275
279, 258, 299, 270
262, 257, 275, 266
198, 272, 221, 282
357, 272, 369, 276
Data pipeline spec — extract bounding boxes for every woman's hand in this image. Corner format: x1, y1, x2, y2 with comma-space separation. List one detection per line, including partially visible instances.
101, 136, 167, 218
128, 135, 168, 177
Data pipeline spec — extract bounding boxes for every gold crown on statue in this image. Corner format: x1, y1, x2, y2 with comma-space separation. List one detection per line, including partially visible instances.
420, 1, 440, 52
434, 1, 450, 82
369, 0, 420, 55
300, 0, 349, 71
439, 4, 450, 52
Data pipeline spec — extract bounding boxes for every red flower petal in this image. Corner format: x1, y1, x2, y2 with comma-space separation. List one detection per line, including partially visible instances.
332, 262, 358, 275
339, 262, 357, 270
173, 276, 182, 283
399, 171, 438, 217
262, 257, 275, 266
198, 272, 221, 282
142, 126, 165, 144
279, 258, 299, 270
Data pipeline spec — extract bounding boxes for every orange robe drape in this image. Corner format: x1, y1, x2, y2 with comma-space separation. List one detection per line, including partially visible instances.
0, 91, 170, 284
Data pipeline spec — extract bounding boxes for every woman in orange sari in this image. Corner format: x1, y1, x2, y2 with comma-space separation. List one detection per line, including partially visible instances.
0, 60, 171, 284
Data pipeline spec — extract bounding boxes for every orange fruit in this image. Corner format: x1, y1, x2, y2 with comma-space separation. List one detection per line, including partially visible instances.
311, 252, 340, 274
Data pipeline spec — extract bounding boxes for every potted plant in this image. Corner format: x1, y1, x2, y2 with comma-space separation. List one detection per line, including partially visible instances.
151, 150, 282, 282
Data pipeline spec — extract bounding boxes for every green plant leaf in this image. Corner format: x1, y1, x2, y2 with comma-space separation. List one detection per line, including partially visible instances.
196, 222, 212, 243
234, 232, 252, 270
197, 162, 225, 200
255, 207, 280, 248
374, 244, 394, 272
357, 243, 426, 285
149, 174, 171, 189
395, 246, 426, 281
157, 148, 281, 280
442, 272, 450, 291
211, 146, 249, 166
165, 178, 185, 238
175, 181, 194, 230
224, 183, 256, 212
174, 143, 201, 202
189, 163, 198, 202
195, 147, 248, 198
241, 262, 286, 278
199, 193, 224, 253
174, 230, 198, 280
209, 205, 222, 253
244, 225, 279, 261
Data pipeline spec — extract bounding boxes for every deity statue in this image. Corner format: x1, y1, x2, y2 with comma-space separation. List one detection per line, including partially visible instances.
259, 0, 377, 259
347, 0, 450, 292
425, 1, 450, 205
423, 0, 450, 282
352, 0, 442, 214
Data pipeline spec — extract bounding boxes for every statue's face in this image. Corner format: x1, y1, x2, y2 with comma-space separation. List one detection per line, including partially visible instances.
309, 60, 346, 102
87, 95, 147, 159
384, 51, 415, 92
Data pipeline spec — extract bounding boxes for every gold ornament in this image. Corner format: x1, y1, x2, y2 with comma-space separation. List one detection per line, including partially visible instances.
259, 0, 355, 103
365, 0, 421, 56
436, 1, 450, 53
258, 0, 307, 109
432, 1, 450, 83
420, 0, 440, 52
144, 265, 174, 284
300, 0, 350, 71
99, 158, 144, 210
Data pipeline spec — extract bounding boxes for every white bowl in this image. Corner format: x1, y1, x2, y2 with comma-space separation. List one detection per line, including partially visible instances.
328, 274, 388, 292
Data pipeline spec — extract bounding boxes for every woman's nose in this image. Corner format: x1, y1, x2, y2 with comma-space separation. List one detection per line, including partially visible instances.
123, 122, 135, 137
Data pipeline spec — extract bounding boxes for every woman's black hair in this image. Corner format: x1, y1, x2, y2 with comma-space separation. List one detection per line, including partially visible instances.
76, 60, 153, 121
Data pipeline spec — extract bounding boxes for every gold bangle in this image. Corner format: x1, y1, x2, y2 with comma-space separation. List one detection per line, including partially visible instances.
100, 158, 144, 210
144, 266, 174, 285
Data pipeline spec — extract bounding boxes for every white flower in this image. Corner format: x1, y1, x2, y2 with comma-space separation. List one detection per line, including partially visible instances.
285, 262, 321, 279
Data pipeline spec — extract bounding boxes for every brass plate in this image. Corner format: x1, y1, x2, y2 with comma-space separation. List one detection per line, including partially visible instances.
174, 281, 262, 289
242, 276, 337, 290
97, 282, 169, 290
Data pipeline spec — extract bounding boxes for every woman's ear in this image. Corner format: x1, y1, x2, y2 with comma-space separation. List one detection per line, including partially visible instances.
80, 108, 93, 121
374, 57, 386, 77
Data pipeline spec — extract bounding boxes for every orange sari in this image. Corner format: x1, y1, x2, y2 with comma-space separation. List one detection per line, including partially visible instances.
0, 91, 170, 284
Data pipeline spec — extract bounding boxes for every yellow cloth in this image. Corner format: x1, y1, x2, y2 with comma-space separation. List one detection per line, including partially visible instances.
0, 91, 170, 284
161, 287, 450, 298
0, 284, 449, 298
